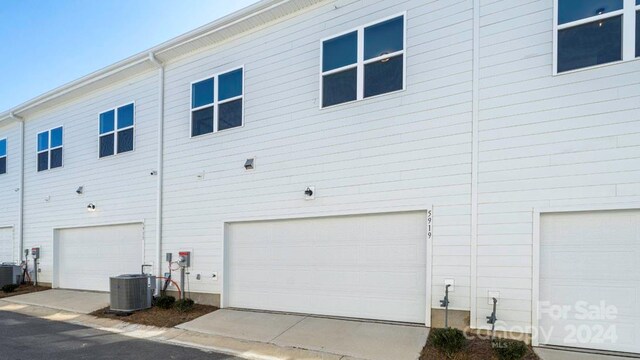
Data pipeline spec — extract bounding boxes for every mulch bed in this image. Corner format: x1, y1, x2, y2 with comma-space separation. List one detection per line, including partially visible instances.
421, 333, 539, 360
91, 304, 217, 328
0, 285, 50, 299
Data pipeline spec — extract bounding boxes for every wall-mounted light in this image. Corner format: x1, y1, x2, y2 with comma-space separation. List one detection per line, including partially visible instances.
305, 186, 315, 200
87, 203, 96, 212
76, 186, 84, 195
244, 158, 255, 170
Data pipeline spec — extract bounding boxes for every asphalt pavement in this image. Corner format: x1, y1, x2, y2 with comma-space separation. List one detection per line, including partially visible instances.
0, 310, 241, 360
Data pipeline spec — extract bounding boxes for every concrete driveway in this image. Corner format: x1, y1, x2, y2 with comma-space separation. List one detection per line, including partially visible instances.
2, 289, 109, 314
178, 309, 429, 360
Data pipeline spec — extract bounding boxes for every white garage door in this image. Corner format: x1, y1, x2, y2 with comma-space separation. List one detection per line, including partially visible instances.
226, 211, 427, 323
540, 210, 640, 354
0, 227, 14, 263
56, 223, 143, 292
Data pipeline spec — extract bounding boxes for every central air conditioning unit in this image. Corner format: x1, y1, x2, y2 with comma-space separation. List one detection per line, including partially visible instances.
0, 264, 22, 287
109, 274, 155, 312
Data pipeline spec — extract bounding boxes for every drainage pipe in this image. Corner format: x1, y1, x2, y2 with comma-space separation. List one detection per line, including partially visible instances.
148, 52, 165, 295
9, 112, 24, 265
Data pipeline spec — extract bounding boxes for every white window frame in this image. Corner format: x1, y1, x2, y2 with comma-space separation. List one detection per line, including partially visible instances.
553, 0, 639, 75
0, 137, 6, 175
190, 65, 245, 138
319, 12, 407, 109
98, 102, 136, 158
36, 126, 64, 172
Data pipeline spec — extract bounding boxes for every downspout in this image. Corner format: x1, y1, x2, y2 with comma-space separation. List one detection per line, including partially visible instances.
9, 112, 24, 265
148, 53, 165, 293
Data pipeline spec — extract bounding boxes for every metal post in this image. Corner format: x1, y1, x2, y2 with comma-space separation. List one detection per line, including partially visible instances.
487, 297, 498, 340
180, 266, 185, 300
439, 284, 451, 328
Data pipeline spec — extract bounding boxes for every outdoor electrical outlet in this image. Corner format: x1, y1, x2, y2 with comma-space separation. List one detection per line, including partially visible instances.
444, 279, 455, 292
212, 272, 218, 280
196, 274, 201, 280
488, 291, 500, 305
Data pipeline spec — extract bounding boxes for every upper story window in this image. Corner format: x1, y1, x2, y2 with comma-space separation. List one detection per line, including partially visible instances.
99, 103, 135, 158
555, 0, 640, 73
0, 138, 6, 175
321, 14, 406, 108
191, 67, 244, 137
37, 126, 63, 172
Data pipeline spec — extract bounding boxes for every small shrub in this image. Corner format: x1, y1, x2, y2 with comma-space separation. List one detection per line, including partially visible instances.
429, 327, 467, 357
2, 284, 19, 293
174, 298, 195, 312
155, 295, 176, 309
493, 339, 528, 360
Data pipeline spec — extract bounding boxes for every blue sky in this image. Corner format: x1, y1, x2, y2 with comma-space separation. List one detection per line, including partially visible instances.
0, 0, 258, 111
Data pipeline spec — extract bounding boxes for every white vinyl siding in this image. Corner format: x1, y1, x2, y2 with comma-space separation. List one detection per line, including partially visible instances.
162, 0, 473, 309
0, 123, 20, 262
22, 70, 159, 285
477, 0, 640, 332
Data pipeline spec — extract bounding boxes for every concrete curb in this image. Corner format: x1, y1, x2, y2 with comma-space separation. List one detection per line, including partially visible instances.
0, 300, 355, 360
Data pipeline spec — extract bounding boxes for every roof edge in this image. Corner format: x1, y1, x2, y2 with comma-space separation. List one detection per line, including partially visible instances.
0, 0, 291, 123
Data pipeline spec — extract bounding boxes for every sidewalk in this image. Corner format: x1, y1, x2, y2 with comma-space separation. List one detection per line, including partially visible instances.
0, 300, 356, 360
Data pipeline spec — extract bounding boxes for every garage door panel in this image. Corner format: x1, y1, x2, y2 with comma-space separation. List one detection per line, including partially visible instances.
57, 224, 143, 292
0, 227, 14, 262
227, 211, 427, 323
540, 210, 640, 354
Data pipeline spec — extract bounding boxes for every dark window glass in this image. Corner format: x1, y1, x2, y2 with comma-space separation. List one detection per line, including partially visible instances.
322, 31, 358, 72
364, 16, 404, 60
637, 0, 640, 4
50, 148, 63, 169
636, 11, 640, 57
100, 110, 115, 134
192, 78, 214, 108
364, 55, 404, 98
192, 107, 214, 137
37, 152, 48, 172
322, 68, 357, 107
99, 134, 114, 158
218, 99, 243, 131
558, 0, 623, 24
118, 104, 134, 129
218, 69, 243, 101
0, 157, 5, 175
117, 128, 134, 153
0, 139, 5, 156
557, 16, 622, 72
51, 127, 63, 148
37, 132, 48, 152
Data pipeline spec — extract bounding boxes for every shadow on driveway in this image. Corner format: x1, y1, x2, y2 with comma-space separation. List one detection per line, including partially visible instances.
0, 310, 240, 359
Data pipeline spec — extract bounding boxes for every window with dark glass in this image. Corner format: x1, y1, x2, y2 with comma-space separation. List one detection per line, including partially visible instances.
191, 67, 243, 137
556, 0, 638, 73
0, 138, 6, 175
321, 14, 405, 108
99, 103, 134, 158
37, 127, 63, 172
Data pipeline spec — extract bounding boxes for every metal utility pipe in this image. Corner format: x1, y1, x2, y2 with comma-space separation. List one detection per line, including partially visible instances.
148, 52, 165, 295
440, 284, 451, 328
487, 297, 498, 340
